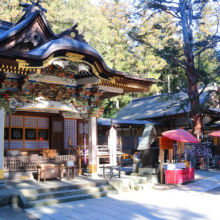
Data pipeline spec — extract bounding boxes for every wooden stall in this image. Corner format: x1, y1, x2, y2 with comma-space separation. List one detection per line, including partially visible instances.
160, 129, 199, 184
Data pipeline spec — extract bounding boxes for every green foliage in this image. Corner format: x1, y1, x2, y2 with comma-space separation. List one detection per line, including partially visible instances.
101, 94, 132, 118
0, 0, 25, 22
99, 0, 165, 117
129, 0, 220, 134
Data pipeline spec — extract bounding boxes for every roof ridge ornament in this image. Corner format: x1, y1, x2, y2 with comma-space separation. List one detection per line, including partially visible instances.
56, 23, 88, 44
19, 0, 47, 18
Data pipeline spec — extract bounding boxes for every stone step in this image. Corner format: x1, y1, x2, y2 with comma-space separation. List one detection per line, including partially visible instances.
24, 190, 118, 208
25, 185, 113, 201
0, 180, 5, 187
21, 182, 104, 196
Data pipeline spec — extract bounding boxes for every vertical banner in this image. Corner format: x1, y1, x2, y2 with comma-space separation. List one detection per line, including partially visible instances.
109, 126, 117, 166
89, 117, 97, 174
0, 108, 4, 179
83, 118, 87, 164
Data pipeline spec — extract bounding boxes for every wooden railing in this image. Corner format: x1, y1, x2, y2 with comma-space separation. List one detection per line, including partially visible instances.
4, 155, 76, 172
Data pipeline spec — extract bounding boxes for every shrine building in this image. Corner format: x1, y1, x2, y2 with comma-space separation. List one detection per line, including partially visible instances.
0, 1, 156, 179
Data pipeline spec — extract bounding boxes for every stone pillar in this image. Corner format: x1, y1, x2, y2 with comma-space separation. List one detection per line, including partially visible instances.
214, 155, 219, 169
206, 157, 209, 171
190, 156, 195, 168
0, 108, 4, 180
88, 117, 97, 176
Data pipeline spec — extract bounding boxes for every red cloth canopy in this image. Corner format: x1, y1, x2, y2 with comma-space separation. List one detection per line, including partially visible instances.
209, 131, 220, 137
162, 129, 199, 143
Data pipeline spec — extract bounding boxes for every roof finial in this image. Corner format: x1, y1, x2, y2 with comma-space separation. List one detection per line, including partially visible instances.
30, 0, 42, 4
56, 23, 88, 44
19, 1, 47, 14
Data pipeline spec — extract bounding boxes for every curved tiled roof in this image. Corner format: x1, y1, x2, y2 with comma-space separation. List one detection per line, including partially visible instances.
27, 38, 101, 57
0, 12, 37, 43
0, 20, 13, 35
25, 38, 157, 83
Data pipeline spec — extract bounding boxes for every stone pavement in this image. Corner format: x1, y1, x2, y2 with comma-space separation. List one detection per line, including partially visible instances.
0, 206, 37, 220
23, 174, 220, 220
0, 175, 109, 206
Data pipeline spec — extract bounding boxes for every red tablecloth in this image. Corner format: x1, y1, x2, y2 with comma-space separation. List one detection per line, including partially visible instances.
165, 168, 194, 184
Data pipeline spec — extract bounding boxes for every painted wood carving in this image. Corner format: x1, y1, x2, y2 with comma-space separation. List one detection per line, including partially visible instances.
0, 74, 104, 116
41, 60, 90, 80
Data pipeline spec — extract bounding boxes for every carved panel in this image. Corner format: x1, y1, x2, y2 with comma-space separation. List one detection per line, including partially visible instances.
64, 119, 77, 149
53, 121, 63, 132
79, 123, 89, 134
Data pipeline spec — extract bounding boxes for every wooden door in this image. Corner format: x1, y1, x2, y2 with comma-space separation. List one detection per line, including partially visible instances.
50, 116, 64, 152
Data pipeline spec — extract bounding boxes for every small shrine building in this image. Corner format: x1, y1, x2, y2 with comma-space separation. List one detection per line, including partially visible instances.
0, 1, 156, 179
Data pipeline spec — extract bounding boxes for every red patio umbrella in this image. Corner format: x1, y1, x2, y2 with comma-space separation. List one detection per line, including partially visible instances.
209, 131, 220, 137
162, 129, 199, 143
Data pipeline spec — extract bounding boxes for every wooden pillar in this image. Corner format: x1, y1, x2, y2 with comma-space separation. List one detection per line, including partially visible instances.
169, 149, 172, 163
88, 117, 97, 175
159, 149, 164, 184
0, 109, 4, 180
78, 147, 82, 175
177, 141, 183, 162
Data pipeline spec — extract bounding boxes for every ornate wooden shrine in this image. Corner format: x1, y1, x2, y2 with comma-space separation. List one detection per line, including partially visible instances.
0, 1, 156, 179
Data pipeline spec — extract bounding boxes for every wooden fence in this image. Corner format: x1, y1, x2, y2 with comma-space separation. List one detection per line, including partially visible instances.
4, 155, 76, 172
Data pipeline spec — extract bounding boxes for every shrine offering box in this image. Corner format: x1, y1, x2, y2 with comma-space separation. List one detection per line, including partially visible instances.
165, 167, 194, 184
37, 164, 63, 182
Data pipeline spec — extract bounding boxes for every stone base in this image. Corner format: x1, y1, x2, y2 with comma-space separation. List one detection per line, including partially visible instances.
87, 172, 99, 179
138, 167, 159, 175
131, 173, 160, 184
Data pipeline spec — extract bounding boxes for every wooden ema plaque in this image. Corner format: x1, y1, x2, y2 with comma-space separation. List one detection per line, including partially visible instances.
159, 136, 173, 150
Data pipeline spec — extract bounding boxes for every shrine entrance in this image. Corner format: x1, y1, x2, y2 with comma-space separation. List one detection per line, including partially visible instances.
0, 0, 156, 180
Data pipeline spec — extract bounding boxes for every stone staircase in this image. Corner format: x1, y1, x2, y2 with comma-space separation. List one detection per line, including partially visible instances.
19, 182, 117, 208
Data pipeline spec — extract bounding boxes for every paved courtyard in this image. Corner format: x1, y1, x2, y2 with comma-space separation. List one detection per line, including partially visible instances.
23, 174, 220, 220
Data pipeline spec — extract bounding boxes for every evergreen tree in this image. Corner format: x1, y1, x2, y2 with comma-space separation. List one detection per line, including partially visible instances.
129, 0, 220, 138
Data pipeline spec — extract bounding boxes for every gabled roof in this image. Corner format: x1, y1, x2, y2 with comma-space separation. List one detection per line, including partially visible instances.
116, 83, 220, 120
0, 9, 54, 51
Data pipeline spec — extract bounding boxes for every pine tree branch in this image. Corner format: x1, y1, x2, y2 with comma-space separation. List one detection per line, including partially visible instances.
179, 86, 188, 93
193, 16, 220, 59
140, 41, 187, 69
198, 72, 220, 97
193, 38, 220, 58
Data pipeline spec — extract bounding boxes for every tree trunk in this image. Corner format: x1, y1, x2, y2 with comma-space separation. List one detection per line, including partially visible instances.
179, 0, 203, 139
187, 61, 203, 140
192, 113, 203, 140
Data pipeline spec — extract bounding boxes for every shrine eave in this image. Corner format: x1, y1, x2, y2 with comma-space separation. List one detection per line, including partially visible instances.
0, 41, 156, 89
0, 1, 157, 92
